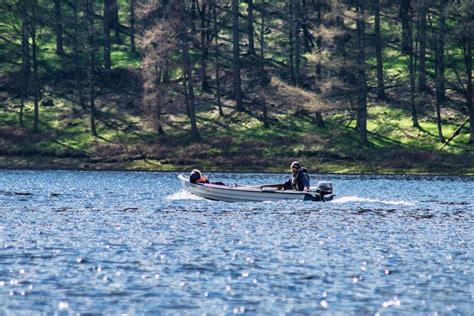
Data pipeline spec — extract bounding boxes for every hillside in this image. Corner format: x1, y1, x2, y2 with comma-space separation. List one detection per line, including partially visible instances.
0, 1, 473, 175
1, 68, 472, 174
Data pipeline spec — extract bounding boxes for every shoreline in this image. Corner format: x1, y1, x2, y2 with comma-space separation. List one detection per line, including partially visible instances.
1, 155, 473, 177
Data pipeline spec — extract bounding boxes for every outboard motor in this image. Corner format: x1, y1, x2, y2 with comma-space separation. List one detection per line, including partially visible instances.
315, 181, 334, 202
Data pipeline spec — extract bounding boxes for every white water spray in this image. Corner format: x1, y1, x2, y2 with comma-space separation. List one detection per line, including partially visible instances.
332, 196, 415, 206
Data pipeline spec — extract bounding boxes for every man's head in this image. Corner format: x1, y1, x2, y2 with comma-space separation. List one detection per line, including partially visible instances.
190, 169, 202, 183
290, 161, 301, 172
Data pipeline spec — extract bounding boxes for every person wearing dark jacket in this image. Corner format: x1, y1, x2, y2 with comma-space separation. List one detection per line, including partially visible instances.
189, 169, 225, 185
189, 169, 209, 184
282, 161, 310, 192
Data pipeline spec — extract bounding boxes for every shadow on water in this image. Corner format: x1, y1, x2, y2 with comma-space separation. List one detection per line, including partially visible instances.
422, 199, 470, 206
338, 206, 471, 221
0, 190, 33, 196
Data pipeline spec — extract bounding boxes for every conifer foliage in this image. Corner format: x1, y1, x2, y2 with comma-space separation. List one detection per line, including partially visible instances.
0, 0, 472, 145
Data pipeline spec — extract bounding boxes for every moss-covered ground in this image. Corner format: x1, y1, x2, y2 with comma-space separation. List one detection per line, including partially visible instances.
1, 87, 472, 175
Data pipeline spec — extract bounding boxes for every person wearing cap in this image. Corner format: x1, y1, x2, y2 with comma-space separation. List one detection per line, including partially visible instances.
282, 161, 310, 192
189, 169, 209, 184
189, 169, 226, 185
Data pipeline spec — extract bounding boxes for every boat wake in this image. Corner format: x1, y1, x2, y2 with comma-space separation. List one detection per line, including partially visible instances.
332, 196, 415, 206
166, 190, 204, 201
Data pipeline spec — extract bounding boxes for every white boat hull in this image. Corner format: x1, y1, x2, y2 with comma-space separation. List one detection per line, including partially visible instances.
178, 174, 332, 202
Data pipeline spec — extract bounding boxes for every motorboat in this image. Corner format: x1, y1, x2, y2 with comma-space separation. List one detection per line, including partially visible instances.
177, 174, 334, 202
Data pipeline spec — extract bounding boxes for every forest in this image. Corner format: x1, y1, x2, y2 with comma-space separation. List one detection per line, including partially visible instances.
0, 0, 473, 174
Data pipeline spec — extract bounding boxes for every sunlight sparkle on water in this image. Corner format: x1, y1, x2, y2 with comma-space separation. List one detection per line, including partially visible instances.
383, 298, 401, 308
58, 302, 69, 310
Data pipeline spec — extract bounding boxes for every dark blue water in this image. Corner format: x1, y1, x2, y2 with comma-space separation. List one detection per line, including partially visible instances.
0, 170, 473, 314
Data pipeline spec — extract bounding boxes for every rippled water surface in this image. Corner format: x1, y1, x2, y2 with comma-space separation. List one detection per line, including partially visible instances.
0, 170, 473, 314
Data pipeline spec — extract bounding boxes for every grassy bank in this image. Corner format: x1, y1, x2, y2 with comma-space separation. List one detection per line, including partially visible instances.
1, 153, 472, 175
1, 85, 473, 175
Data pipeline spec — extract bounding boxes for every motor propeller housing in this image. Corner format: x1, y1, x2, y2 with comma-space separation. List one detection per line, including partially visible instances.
315, 181, 333, 196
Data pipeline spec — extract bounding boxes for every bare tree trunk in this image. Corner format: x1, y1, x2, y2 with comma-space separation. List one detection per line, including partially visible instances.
310, 0, 324, 127
335, 13, 347, 77
356, 0, 368, 145
314, 112, 324, 127
293, 0, 301, 87
182, 20, 199, 139
259, 2, 269, 128
288, 0, 295, 84
199, 1, 210, 92
87, 0, 98, 137
374, 0, 385, 100
156, 95, 165, 136
31, 0, 39, 133
54, 0, 64, 55
246, 0, 256, 55
20, 4, 30, 127
103, 0, 112, 70
315, 0, 322, 81
260, 91, 269, 128
72, 0, 79, 67
191, 0, 197, 35
183, 67, 190, 117
183, 39, 199, 139
20, 91, 25, 127
73, 0, 85, 109
20, 4, 31, 80
435, 0, 446, 142
20, 65, 25, 127
130, 0, 136, 52
408, 15, 419, 128
260, 1, 265, 74
213, 2, 223, 116
400, 0, 411, 55
465, 39, 473, 143
301, 0, 314, 53
418, 0, 427, 92
232, 0, 244, 111
111, 0, 120, 42
20, 44, 26, 126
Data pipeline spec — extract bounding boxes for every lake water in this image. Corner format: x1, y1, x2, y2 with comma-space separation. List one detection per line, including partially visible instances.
0, 170, 473, 314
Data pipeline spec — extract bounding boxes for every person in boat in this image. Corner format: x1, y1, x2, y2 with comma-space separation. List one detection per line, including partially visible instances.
282, 161, 310, 192
189, 169, 226, 185
189, 169, 209, 184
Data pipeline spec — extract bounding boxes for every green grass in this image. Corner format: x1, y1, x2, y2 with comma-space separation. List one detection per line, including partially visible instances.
111, 46, 140, 68
2, 88, 472, 174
